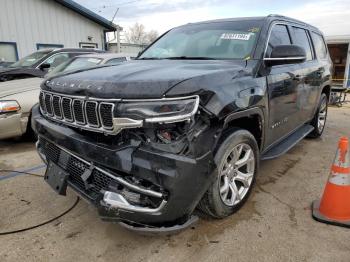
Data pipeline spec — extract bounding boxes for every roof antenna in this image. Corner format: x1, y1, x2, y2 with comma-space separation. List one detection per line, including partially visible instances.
111, 8, 119, 24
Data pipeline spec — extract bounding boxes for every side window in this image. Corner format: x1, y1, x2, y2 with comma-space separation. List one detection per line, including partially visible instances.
105, 57, 127, 65
43, 53, 70, 70
311, 32, 328, 60
291, 27, 313, 61
266, 24, 291, 57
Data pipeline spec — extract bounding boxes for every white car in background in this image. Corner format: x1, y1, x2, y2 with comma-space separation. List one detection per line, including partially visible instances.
0, 53, 135, 140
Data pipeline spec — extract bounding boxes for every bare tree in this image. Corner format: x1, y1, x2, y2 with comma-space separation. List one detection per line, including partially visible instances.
125, 23, 147, 44
125, 23, 159, 45
146, 30, 159, 44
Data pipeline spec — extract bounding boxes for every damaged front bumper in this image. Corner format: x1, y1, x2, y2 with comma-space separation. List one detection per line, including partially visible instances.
31, 105, 216, 230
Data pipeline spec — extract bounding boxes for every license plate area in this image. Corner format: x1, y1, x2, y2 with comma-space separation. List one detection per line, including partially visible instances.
45, 161, 69, 195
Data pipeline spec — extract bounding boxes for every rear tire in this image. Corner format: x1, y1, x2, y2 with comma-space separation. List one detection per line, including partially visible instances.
307, 93, 328, 138
198, 128, 259, 218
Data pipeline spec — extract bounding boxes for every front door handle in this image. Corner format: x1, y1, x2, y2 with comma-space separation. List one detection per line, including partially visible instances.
293, 75, 302, 81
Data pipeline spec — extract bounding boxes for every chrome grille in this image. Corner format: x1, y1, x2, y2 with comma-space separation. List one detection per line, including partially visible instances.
44, 93, 53, 116
52, 96, 62, 119
39, 92, 46, 114
73, 99, 85, 125
62, 97, 73, 121
85, 101, 99, 127
99, 103, 114, 128
39, 91, 115, 133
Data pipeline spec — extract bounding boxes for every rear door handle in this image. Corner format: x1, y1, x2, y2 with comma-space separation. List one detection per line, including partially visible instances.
317, 67, 325, 76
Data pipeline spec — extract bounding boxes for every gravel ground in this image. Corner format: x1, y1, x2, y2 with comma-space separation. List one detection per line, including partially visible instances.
0, 106, 350, 262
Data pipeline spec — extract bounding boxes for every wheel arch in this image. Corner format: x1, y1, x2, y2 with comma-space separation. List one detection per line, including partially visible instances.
321, 85, 331, 99
215, 107, 265, 153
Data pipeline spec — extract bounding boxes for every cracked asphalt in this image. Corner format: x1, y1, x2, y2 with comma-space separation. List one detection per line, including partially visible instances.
0, 106, 350, 262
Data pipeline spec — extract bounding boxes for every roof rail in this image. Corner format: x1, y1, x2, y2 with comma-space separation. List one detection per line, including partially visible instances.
267, 14, 311, 26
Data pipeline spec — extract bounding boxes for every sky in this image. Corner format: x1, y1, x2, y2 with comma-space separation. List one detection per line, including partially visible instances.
75, 0, 350, 37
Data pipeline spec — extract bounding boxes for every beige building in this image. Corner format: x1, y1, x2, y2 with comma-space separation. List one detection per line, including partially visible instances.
0, 0, 117, 62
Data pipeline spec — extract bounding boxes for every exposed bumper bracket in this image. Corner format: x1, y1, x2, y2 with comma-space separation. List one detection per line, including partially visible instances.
102, 191, 167, 214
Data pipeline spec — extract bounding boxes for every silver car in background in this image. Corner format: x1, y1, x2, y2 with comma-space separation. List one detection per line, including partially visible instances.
0, 53, 135, 140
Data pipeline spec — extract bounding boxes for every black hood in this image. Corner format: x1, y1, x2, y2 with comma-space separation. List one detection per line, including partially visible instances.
43, 60, 249, 99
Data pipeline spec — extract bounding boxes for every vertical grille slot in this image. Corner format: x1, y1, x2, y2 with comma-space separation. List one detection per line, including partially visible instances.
99, 103, 114, 129
44, 93, 53, 116
52, 96, 62, 119
39, 91, 116, 134
85, 101, 99, 127
62, 97, 73, 121
39, 92, 46, 114
73, 99, 85, 125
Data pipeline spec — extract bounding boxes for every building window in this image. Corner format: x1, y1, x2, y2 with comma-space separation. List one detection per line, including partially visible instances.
37, 43, 64, 50
79, 42, 98, 49
0, 42, 19, 62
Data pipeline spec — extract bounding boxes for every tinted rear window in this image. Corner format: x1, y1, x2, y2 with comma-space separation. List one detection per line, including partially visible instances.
311, 32, 328, 60
292, 27, 313, 61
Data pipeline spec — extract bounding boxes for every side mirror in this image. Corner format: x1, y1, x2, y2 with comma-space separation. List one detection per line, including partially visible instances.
264, 45, 306, 67
39, 63, 50, 71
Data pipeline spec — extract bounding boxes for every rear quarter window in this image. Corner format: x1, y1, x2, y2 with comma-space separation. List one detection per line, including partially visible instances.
311, 32, 328, 60
291, 27, 313, 61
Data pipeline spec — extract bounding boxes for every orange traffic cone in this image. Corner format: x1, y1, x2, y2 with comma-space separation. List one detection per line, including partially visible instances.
312, 136, 350, 228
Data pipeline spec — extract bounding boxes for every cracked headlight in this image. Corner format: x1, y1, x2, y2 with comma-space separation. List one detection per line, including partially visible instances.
117, 96, 199, 124
0, 100, 21, 114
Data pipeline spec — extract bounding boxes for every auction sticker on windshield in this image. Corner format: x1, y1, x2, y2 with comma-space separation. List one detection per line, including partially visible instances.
220, 33, 252, 40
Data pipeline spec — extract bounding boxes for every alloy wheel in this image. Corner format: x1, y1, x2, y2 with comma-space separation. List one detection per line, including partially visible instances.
318, 98, 327, 132
219, 143, 255, 207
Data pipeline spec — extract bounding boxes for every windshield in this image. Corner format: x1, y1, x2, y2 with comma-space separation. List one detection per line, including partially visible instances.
9, 50, 51, 68
139, 20, 262, 60
46, 57, 103, 78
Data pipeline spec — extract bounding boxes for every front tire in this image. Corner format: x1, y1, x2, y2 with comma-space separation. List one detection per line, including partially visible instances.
308, 93, 328, 138
198, 129, 259, 218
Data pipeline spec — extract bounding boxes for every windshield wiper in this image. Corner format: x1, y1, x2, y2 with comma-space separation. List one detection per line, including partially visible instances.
138, 57, 164, 60
165, 56, 216, 60
138, 56, 216, 60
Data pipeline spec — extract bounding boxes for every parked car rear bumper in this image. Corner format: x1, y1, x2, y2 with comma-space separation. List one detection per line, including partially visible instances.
0, 113, 28, 139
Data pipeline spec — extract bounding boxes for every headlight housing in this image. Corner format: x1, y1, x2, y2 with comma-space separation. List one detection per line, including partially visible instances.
0, 100, 21, 114
117, 96, 199, 124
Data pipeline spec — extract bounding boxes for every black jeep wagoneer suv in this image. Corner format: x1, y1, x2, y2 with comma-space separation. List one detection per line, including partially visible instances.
32, 15, 332, 232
